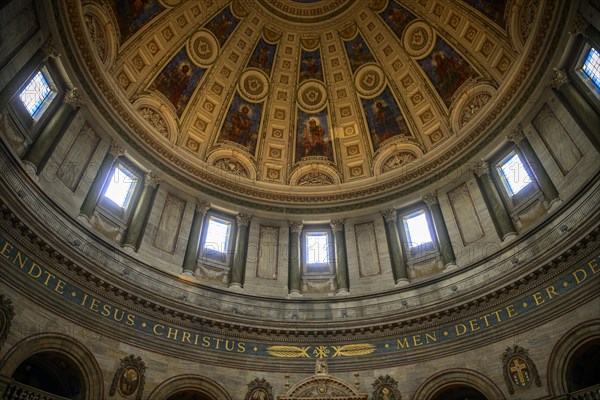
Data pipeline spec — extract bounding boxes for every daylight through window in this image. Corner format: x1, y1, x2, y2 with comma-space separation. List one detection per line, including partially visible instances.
204, 218, 231, 254
19, 71, 52, 116
404, 211, 433, 247
499, 153, 531, 195
306, 232, 330, 264
582, 47, 600, 91
104, 166, 136, 209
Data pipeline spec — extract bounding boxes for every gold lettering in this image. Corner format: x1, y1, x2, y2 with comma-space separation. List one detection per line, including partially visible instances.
491, 310, 503, 323
425, 332, 437, 343
412, 335, 423, 347
167, 327, 178, 340
89, 298, 100, 312
455, 324, 467, 336
0, 242, 13, 259
181, 331, 192, 344
202, 336, 211, 347
506, 304, 517, 318
396, 337, 410, 349
589, 259, 599, 274
42, 271, 55, 286
126, 314, 135, 326
480, 313, 492, 327
214, 338, 223, 349
194, 334, 200, 346
533, 292, 545, 306
545, 285, 559, 300
101, 304, 111, 317
113, 309, 125, 322
573, 269, 587, 284
80, 293, 88, 306
54, 279, 66, 295
153, 324, 164, 336
12, 251, 28, 269
225, 340, 235, 351
28, 263, 42, 278
469, 319, 480, 332
237, 342, 246, 353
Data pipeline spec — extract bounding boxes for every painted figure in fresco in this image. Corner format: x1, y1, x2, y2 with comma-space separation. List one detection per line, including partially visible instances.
224, 105, 256, 147
214, 15, 232, 40
251, 389, 267, 400
431, 51, 472, 99
118, 367, 139, 396
374, 101, 396, 143
153, 62, 191, 111
110, 0, 153, 39
302, 56, 318, 77
352, 41, 365, 63
258, 47, 270, 70
301, 118, 328, 157
388, 8, 407, 28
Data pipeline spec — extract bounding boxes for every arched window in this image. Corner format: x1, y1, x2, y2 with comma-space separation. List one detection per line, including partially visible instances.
431, 385, 487, 400
565, 339, 600, 392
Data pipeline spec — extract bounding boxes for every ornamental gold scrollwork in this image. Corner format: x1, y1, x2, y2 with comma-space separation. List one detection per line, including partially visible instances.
266, 344, 376, 358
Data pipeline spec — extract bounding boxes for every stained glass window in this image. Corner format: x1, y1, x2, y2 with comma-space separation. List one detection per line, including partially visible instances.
19, 71, 52, 116
582, 47, 600, 91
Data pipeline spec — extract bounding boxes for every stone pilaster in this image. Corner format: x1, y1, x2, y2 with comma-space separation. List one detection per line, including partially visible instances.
423, 193, 457, 271
229, 213, 253, 289
79, 143, 124, 219
507, 126, 561, 210
122, 172, 159, 252
181, 200, 210, 276
474, 161, 517, 241
22, 88, 84, 173
330, 219, 349, 294
381, 209, 409, 285
288, 220, 303, 296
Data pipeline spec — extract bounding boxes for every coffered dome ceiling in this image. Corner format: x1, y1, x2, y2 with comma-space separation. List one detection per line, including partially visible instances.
65, 0, 561, 212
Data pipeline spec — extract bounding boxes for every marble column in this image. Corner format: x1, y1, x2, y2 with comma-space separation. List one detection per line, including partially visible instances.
475, 162, 517, 241
550, 67, 600, 152
507, 127, 561, 210
122, 173, 159, 252
423, 194, 457, 271
22, 88, 83, 173
79, 143, 124, 219
181, 200, 210, 276
229, 213, 253, 289
288, 220, 303, 296
330, 219, 349, 294
381, 209, 409, 285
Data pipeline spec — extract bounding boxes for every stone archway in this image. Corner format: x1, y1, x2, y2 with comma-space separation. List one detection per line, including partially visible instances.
147, 374, 232, 400
412, 368, 505, 400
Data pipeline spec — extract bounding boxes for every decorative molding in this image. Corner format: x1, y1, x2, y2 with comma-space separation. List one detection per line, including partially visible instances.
64, 88, 85, 108
237, 213, 253, 227
144, 172, 159, 188
245, 377, 274, 400
506, 126, 526, 143
315, 357, 328, 375
569, 13, 589, 36
474, 161, 489, 177
138, 107, 169, 137
109, 354, 147, 400
501, 345, 542, 394
330, 219, 344, 232
381, 209, 397, 223
0, 294, 15, 350
549, 69, 569, 89
108, 142, 126, 157
196, 200, 210, 214
42, 37, 60, 59
289, 220, 304, 233
422, 193, 438, 206
372, 375, 402, 400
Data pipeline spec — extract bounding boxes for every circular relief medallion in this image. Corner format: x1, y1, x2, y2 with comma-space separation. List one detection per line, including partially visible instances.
354, 64, 385, 98
297, 80, 328, 112
239, 69, 269, 102
403, 21, 435, 59
187, 30, 219, 67
118, 367, 140, 396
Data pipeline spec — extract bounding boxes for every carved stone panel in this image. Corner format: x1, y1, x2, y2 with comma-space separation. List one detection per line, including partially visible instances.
531, 104, 582, 176
354, 221, 382, 277
56, 123, 101, 192
447, 183, 485, 245
152, 193, 186, 254
257, 225, 279, 280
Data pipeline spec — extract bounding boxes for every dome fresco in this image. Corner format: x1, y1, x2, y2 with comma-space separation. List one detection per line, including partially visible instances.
74, 0, 556, 212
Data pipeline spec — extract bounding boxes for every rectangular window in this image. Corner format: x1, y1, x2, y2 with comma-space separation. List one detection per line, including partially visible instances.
498, 152, 532, 196
302, 227, 334, 274
403, 211, 433, 248
582, 47, 600, 91
19, 70, 53, 117
103, 165, 137, 209
201, 214, 234, 266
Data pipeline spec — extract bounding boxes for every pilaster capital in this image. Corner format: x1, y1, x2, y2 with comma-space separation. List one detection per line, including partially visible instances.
422, 193, 439, 207
474, 160, 490, 177
381, 209, 397, 222
108, 142, 126, 158
506, 125, 526, 144
288, 220, 303, 233
42, 37, 60, 60
330, 219, 345, 232
549, 68, 569, 89
144, 172, 159, 188
195, 200, 210, 214
237, 213, 253, 227
64, 88, 86, 109
569, 13, 589, 37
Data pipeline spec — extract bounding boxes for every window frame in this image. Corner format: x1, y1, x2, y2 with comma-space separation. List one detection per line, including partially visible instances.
199, 211, 236, 269
97, 158, 143, 224
491, 145, 542, 213
301, 225, 334, 276
570, 39, 600, 111
8, 63, 62, 142
398, 206, 438, 261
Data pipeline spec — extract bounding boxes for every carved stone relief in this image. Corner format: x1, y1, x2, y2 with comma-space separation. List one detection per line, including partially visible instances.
447, 183, 485, 245
152, 192, 186, 254
245, 377, 274, 400
501, 345, 542, 394
372, 375, 402, 400
56, 123, 101, 192
138, 107, 169, 137
297, 171, 334, 186
0, 294, 15, 350
213, 157, 250, 178
109, 354, 147, 400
